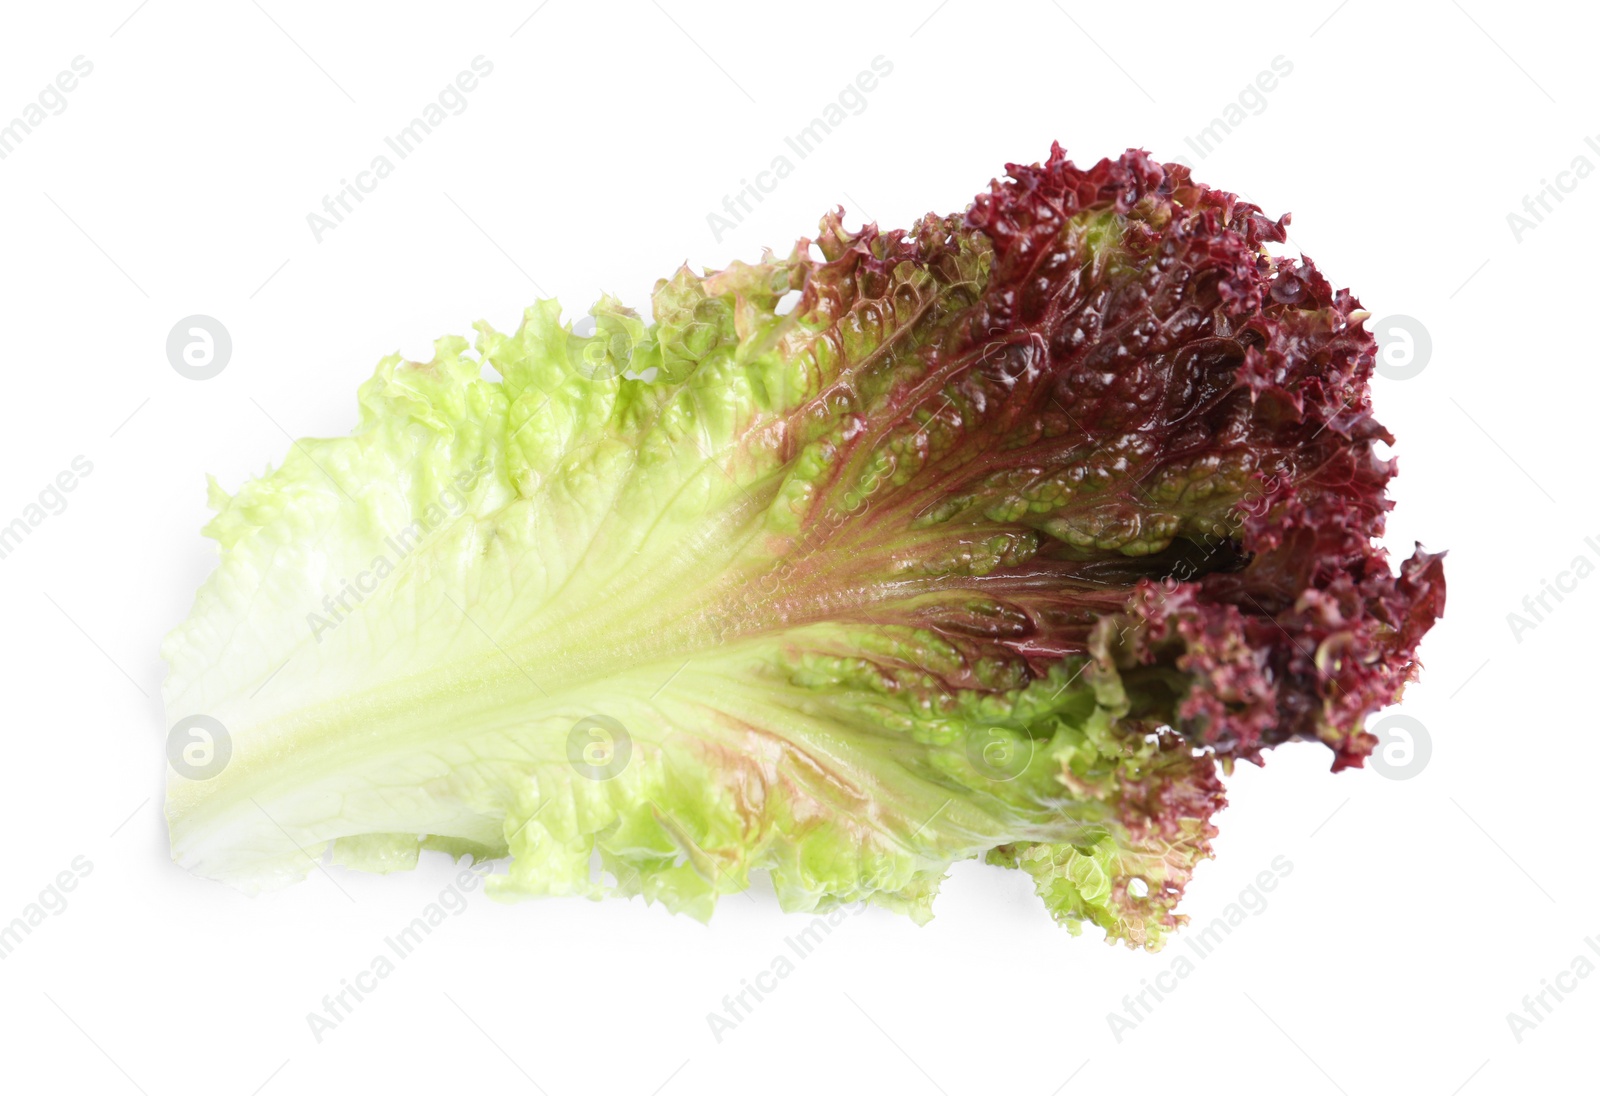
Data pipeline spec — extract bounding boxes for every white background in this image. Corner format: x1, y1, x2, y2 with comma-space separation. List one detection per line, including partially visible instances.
0, 1, 1590, 1093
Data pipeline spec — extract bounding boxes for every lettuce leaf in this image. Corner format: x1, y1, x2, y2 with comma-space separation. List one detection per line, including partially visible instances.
162, 146, 1444, 948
